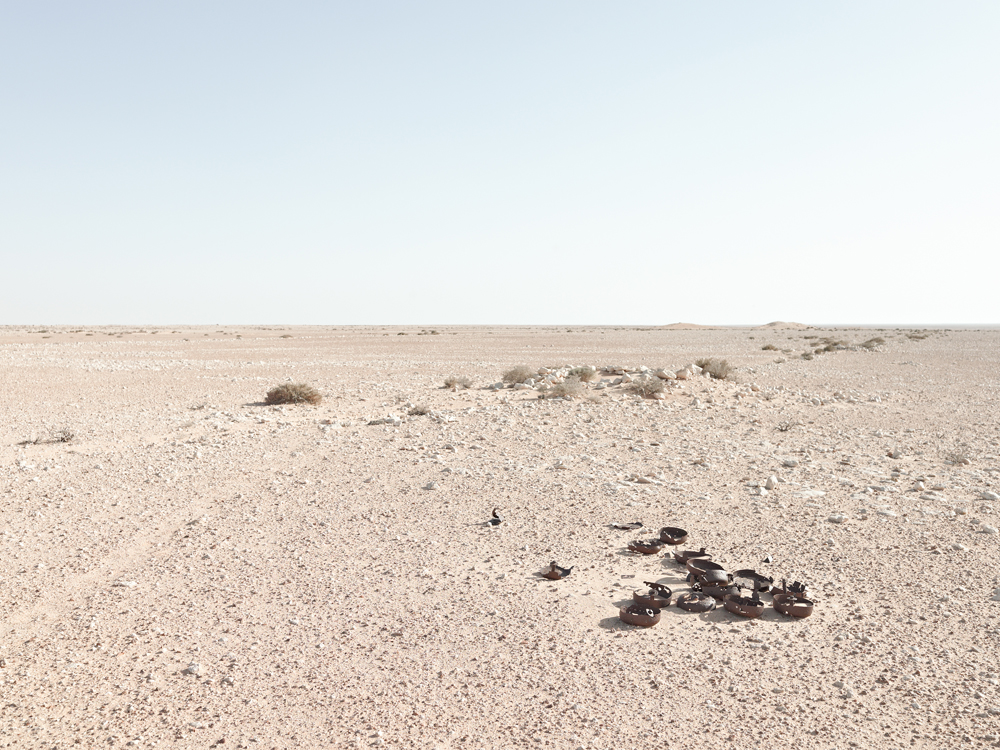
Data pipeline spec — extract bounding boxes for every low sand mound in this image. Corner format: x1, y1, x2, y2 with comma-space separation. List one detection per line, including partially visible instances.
659, 322, 717, 330
757, 321, 812, 330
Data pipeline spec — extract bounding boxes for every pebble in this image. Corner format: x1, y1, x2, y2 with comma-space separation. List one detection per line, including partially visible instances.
782, 459, 799, 468
981, 525, 998, 535
952, 543, 967, 551
184, 663, 201, 675
765, 475, 777, 491
289, 617, 301, 625
827, 513, 846, 524
423, 482, 437, 491
981, 491, 1000, 501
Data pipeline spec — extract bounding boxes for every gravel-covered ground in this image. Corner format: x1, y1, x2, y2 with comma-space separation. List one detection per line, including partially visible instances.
1, 324, 998, 749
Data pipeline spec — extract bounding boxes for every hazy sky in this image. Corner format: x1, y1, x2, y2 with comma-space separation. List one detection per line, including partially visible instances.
2, 2, 997, 325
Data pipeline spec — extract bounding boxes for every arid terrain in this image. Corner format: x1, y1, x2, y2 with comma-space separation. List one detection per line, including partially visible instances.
1, 325, 998, 749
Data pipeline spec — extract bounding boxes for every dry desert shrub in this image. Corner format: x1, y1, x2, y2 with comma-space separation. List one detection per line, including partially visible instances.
860, 337, 886, 350
444, 375, 473, 389
761, 344, 778, 351
265, 383, 322, 405
801, 352, 814, 360
567, 366, 600, 382
627, 377, 665, 398
502, 365, 536, 384
539, 377, 584, 399
408, 404, 432, 416
695, 358, 733, 380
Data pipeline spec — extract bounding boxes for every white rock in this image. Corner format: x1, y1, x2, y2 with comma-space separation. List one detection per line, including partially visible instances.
289, 617, 300, 625
423, 482, 438, 490
184, 663, 201, 675
782, 459, 799, 468
981, 491, 1000, 501
675, 368, 691, 380
765, 476, 777, 491
980, 525, 998, 535
827, 513, 846, 524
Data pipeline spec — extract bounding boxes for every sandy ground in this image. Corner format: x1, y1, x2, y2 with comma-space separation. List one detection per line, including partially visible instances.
1, 325, 998, 749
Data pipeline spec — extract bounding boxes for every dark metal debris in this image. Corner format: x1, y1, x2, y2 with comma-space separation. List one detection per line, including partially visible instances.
673, 548, 710, 565
487, 508, 504, 526
541, 561, 573, 580
773, 593, 814, 618
611, 522, 643, 531
657, 527, 689, 545
619, 604, 661, 627
676, 592, 716, 612
628, 539, 666, 555
733, 569, 774, 593
723, 588, 765, 618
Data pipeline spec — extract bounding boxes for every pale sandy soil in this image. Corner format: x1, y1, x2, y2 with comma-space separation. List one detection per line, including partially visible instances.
1, 325, 998, 749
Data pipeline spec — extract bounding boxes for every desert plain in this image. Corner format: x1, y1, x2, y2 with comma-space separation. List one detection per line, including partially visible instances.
1, 323, 998, 750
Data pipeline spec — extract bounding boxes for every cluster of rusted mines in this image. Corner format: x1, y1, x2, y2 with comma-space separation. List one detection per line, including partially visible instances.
616, 527, 814, 628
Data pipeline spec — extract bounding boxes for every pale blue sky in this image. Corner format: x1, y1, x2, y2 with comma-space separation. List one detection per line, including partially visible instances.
2, 2, 997, 325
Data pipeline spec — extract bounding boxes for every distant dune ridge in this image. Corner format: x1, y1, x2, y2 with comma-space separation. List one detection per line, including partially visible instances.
660, 321, 812, 330
756, 321, 813, 330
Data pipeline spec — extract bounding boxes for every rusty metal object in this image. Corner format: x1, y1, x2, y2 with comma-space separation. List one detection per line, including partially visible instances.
675, 592, 716, 612
723, 589, 765, 618
628, 538, 666, 555
773, 593, 814, 618
693, 581, 739, 600
733, 569, 774, 594
686, 557, 726, 578
658, 527, 689, 545
773, 578, 808, 599
619, 604, 661, 627
633, 582, 672, 608
541, 562, 573, 580
673, 548, 710, 565
611, 521, 643, 531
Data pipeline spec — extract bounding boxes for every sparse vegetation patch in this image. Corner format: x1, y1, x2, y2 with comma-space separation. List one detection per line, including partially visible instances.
695, 358, 733, 380
502, 365, 537, 384
265, 383, 322, 405
567, 366, 600, 382
627, 377, 665, 398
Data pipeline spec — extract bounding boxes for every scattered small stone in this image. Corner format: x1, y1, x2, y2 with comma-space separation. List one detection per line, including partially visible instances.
765, 476, 777, 491
827, 513, 846, 524
981, 525, 998, 535
423, 482, 438, 491
183, 662, 201, 675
